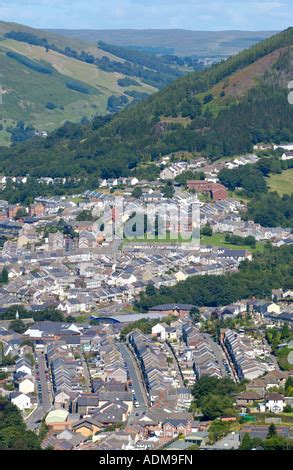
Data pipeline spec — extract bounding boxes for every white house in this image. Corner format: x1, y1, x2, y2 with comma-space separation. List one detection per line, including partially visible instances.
152, 323, 168, 341
11, 392, 32, 410
54, 390, 71, 409
283, 290, 293, 299
19, 376, 35, 395
129, 177, 139, 186
266, 303, 281, 315
281, 151, 293, 161
15, 362, 32, 376
160, 167, 177, 180
115, 273, 137, 287
151, 323, 177, 341
265, 393, 285, 413
274, 143, 293, 151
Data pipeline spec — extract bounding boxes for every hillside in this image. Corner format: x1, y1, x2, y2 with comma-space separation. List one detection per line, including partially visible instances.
0, 28, 292, 179
47, 29, 277, 57
0, 21, 168, 144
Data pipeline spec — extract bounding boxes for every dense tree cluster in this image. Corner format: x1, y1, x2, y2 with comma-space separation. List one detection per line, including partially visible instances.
7, 121, 37, 144
97, 41, 182, 88
0, 398, 40, 449
243, 192, 293, 228
6, 51, 53, 74
162, 54, 206, 70
65, 80, 90, 94
107, 94, 129, 113
0, 305, 67, 322
240, 432, 293, 450
192, 376, 243, 420
218, 165, 267, 196
225, 234, 256, 249
76, 210, 93, 221
0, 177, 94, 205
124, 90, 150, 102
117, 77, 141, 87
265, 326, 293, 370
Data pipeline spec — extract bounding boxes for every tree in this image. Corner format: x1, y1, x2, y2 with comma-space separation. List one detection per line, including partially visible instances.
145, 283, 156, 296
15, 208, 27, 220
280, 322, 290, 340
208, 420, 231, 444
285, 377, 293, 396
1, 267, 9, 284
201, 394, 234, 420
201, 223, 213, 237
267, 423, 277, 439
9, 319, 26, 334
0, 398, 40, 450
190, 307, 200, 322
131, 186, 143, 199
263, 435, 293, 450
283, 404, 292, 413
76, 210, 93, 221
203, 94, 213, 104
162, 181, 175, 199
240, 433, 254, 450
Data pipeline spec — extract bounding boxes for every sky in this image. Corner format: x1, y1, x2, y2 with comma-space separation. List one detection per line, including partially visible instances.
0, 0, 292, 30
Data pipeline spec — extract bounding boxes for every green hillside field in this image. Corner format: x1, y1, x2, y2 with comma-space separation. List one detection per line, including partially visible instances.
0, 22, 157, 142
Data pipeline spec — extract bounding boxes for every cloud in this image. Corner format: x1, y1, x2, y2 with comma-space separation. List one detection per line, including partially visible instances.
0, 0, 291, 30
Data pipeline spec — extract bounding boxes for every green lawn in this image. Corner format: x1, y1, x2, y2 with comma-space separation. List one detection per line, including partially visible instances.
200, 232, 264, 253
123, 233, 196, 244
229, 190, 250, 204
267, 169, 293, 196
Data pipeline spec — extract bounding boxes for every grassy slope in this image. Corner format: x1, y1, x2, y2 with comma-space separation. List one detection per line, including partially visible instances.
0, 43, 104, 131
267, 168, 293, 196
0, 21, 125, 61
0, 22, 157, 138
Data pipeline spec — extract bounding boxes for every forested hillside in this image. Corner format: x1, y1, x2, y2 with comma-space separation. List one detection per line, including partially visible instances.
0, 28, 292, 177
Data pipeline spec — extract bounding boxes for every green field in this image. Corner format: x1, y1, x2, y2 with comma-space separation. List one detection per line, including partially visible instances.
200, 232, 265, 253
268, 168, 293, 196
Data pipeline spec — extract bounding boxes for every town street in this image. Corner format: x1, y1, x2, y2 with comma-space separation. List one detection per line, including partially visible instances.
25, 352, 52, 431
117, 343, 148, 417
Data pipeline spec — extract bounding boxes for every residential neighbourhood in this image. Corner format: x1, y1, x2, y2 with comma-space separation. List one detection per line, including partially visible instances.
0, 148, 292, 452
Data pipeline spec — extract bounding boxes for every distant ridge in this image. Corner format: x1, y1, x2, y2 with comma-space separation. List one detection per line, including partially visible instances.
46, 29, 278, 56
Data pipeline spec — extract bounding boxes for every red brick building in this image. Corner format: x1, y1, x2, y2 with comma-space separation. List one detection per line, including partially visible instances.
149, 304, 196, 318
29, 203, 45, 217
7, 205, 23, 219
162, 419, 192, 438
187, 180, 228, 201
